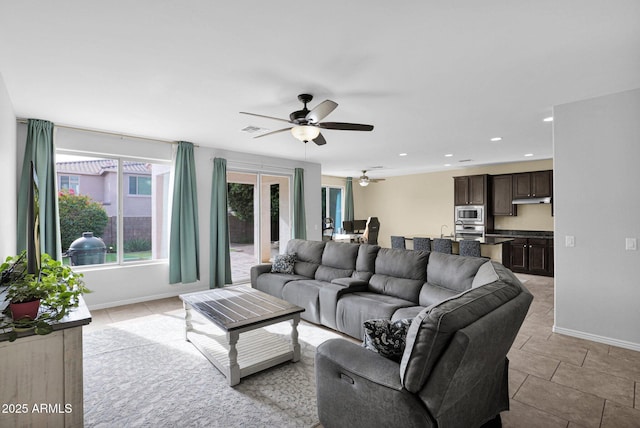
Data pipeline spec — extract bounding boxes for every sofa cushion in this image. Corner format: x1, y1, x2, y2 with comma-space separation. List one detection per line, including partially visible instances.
254, 272, 311, 299
425, 252, 486, 293
336, 292, 416, 339
375, 248, 429, 280
322, 241, 360, 269
282, 279, 324, 323
418, 283, 459, 307
368, 274, 424, 303
363, 318, 413, 362
271, 253, 296, 274
286, 239, 326, 278
400, 264, 524, 393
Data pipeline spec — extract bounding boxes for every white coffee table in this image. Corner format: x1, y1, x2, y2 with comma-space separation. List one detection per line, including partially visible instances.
180, 286, 304, 386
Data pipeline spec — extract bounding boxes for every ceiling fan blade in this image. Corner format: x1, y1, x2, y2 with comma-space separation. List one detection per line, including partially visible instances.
319, 122, 374, 131
306, 100, 338, 123
313, 132, 327, 146
253, 127, 292, 138
240, 112, 292, 124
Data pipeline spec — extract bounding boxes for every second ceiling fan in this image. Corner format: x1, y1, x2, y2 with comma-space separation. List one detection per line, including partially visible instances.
240, 94, 374, 146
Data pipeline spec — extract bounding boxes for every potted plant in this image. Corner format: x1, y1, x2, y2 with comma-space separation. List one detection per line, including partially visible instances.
1, 251, 90, 341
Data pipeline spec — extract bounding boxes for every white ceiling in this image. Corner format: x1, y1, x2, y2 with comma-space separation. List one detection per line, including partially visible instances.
1, 1, 639, 179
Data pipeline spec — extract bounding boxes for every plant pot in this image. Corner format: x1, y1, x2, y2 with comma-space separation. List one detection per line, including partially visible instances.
9, 300, 41, 320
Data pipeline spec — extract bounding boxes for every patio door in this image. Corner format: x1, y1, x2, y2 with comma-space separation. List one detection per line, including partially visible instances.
227, 171, 291, 282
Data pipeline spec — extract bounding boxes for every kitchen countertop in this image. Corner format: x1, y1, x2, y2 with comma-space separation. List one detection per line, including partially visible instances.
486, 229, 554, 239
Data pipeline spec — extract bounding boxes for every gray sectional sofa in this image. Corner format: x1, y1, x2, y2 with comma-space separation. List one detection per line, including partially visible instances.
250, 239, 506, 340
250, 239, 533, 427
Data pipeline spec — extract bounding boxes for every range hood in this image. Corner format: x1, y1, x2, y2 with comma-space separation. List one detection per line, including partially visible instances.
512, 197, 552, 205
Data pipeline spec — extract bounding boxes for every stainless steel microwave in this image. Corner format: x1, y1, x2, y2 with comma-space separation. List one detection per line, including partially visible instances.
455, 205, 484, 224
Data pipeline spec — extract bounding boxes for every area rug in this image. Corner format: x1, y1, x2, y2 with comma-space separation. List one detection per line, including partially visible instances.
83, 309, 343, 427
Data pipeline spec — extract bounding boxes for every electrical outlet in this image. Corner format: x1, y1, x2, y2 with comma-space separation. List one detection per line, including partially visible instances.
565, 235, 575, 247
625, 238, 637, 251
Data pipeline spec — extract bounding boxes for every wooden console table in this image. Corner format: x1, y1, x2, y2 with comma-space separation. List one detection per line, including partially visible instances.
0, 294, 91, 428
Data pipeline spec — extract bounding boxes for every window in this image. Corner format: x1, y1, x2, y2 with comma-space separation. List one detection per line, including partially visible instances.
59, 175, 80, 194
128, 174, 152, 196
56, 152, 170, 266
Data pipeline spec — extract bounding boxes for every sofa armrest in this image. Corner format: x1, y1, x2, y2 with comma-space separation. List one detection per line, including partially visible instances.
250, 263, 272, 287
319, 280, 367, 330
331, 277, 368, 288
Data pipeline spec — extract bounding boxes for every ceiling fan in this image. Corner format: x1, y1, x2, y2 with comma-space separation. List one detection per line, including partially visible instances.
358, 170, 385, 187
240, 94, 374, 146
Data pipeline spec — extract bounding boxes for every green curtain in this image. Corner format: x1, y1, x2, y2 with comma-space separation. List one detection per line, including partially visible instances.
344, 177, 354, 222
293, 167, 307, 239
17, 119, 61, 259
210, 158, 231, 288
169, 142, 200, 284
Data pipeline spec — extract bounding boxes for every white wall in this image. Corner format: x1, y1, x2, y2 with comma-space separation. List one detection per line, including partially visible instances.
0, 73, 16, 260
554, 88, 640, 350
15, 124, 321, 309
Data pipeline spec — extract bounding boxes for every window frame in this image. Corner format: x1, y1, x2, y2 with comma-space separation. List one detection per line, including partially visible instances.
127, 174, 152, 197
56, 149, 171, 268
59, 174, 80, 194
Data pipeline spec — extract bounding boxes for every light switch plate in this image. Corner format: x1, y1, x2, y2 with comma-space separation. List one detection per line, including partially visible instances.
565, 235, 575, 247
625, 237, 637, 251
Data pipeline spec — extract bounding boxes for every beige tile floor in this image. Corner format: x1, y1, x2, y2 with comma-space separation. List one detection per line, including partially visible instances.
85, 275, 640, 427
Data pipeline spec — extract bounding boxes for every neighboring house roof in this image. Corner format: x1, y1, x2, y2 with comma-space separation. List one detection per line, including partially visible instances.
56, 160, 151, 176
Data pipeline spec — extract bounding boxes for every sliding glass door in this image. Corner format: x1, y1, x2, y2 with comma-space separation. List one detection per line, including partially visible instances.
227, 171, 291, 282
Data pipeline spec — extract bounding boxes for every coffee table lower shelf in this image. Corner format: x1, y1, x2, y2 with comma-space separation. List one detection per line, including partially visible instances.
186, 322, 298, 386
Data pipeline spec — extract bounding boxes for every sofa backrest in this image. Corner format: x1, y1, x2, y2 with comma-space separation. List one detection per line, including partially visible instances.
351, 243, 380, 282
315, 241, 360, 282
400, 262, 532, 394
425, 252, 487, 293
286, 239, 326, 278
368, 248, 429, 303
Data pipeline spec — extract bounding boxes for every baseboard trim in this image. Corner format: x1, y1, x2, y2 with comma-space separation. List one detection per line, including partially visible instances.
552, 325, 640, 352
87, 291, 191, 310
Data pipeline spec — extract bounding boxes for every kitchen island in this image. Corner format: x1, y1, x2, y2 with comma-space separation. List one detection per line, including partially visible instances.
486, 229, 554, 276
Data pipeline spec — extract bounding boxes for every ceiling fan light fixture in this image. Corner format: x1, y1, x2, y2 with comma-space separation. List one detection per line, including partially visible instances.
359, 177, 369, 187
291, 125, 320, 142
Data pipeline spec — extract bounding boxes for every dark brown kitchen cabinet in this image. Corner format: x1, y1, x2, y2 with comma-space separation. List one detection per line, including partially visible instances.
513, 170, 552, 199
505, 237, 554, 276
491, 174, 517, 216
454, 174, 487, 205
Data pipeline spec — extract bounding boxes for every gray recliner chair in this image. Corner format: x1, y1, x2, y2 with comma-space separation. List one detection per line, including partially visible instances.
315, 262, 533, 428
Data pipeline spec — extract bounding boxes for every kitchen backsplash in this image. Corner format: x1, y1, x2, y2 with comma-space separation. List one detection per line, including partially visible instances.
493, 203, 554, 231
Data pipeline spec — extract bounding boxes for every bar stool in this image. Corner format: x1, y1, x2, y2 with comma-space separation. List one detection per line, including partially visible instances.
413, 237, 431, 251
459, 240, 482, 257
432, 238, 453, 254
390, 236, 406, 249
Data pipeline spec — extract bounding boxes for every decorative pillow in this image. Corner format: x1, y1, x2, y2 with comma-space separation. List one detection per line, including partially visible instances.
271, 253, 296, 274
362, 318, 413, 362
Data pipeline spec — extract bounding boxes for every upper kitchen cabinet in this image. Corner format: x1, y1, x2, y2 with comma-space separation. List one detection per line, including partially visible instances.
513, 170, 553, 199
491, 174, 516, 216
454, 174, 487, 205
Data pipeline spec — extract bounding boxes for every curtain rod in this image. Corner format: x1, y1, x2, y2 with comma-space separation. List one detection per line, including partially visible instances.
16, 118, 199, 147
224, 159, 295, 172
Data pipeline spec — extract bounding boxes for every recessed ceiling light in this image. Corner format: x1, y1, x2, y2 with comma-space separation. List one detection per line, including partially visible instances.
490, 137, 502, 142
399, 153, 408, 157
444, 164, 451, 167
543, 116, 554, 122
524, 153, 534, 157
444, 153, 453, 157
